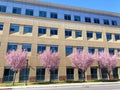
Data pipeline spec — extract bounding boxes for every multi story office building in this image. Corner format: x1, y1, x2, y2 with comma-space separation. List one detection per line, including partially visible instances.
0, 0, 120, 82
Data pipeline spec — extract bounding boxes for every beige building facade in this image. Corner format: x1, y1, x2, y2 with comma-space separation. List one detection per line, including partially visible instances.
0, 0, 120, 82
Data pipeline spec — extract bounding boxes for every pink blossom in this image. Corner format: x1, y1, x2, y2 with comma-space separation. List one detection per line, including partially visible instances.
38, 49, 60, 70
5, 49, 27, 72
70, 49, 94, 72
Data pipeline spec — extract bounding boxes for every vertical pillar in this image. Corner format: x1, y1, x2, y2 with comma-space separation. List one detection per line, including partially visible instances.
72, 30, 76, 39
112, 33, 115, 41
118, 68, 120, 79
45, 69, 50, 82
93, 32, 96, 40
47, 28, 50, 37
15, 72, 20, 82
74, 68, 78, 81
86, 67, 91, 80
0, 67, 4, 83
29, 66, 36, 82
83, 30, 87, 41
19, 25, 24, 35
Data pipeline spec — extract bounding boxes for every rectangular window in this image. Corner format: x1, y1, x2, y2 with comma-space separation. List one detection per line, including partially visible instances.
74, 16, 80, 21
94, 18, 100, 24
39, 11, 47, 17
50, 12, 57, 19
101, 68, 108, 79
37, 44, 46, 53
112, 20, 117, 26
66, 46, 73, 55
36, 67, 45, 81
106, 33, 112, 41
91, 67, 98, 80
50, 45, 58, 52
0, 23, 3, 30
87, 31, 93, 38
109, 48, 114, 55
78, 70, 85, 80
75, 30, 82, 38
25, 9, 33, 16
85, 17, 91, 23
50, 28, 58, 35
67, 68, 74, 80
64, 14, 71, 20
7, 43, 18, 51
38, 27, 46, 35
50, 68, 58, 81
10, 24, 19, 33
22, 44, 31, 52
88, 47, 95, 54
112, 67, 118, 79
96, 32, 102, 39
0, 5, 6, 12
65, 30, 72, 37
98, 48, 104, 53
117, 49, 120, 53
76, 46, 83, 52
115, 34, 120, 40
104, 19, 109, 25
19, 68, 30, 81
24, 25, 32, 33
3, 67, 14, 82
12, 7, 21, 14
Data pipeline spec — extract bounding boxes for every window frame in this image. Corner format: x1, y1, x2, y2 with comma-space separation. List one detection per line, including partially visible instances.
50, 28, 58, 36
23, 25, 32, 33
64, 14, 71, 20
25, 9, 33, 16
50, 12, 58, 19
22, 44, 32, 52
12, 7, 21, 14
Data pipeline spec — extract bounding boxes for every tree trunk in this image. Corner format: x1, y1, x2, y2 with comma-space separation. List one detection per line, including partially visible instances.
12, 71, 17, 86
107, 71, 111, 80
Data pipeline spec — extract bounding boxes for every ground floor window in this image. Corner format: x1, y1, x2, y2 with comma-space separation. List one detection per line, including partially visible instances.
67, 67, 74, 80
50, 68, 58, 81
3, 67, 14, 82
91, 67, 98, 80
19, 68, 30, 81
36, 67, 45, 81
78, 70, 85, 80
113, 67, 118, 79
101, 68, 107, 79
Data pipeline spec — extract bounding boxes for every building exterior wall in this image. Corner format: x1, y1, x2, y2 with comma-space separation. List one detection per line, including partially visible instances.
0, 0, 120, 83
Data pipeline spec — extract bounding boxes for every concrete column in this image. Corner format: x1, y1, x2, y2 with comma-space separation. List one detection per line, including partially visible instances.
0, 67, 4, 83
45, 69, 50, 82
47, 28, 50, 37
74, 68, 78, 81
86, 67, 91, 80
19, 25, 24, 35
112, 33, 115, 41
93, 32, 96, 40
118, 68, 120, 79
72, 30, 76, 39
103, 31, 107, 42
29, 66, 36, 82
82, 30, 87, 41
15, 72, 20, 82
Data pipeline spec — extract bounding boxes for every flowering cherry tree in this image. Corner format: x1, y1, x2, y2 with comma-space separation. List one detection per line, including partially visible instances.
38, 48, 60, 82
5, 49, 27, 85
70, 49, 94, 81
97, 51, 118, 80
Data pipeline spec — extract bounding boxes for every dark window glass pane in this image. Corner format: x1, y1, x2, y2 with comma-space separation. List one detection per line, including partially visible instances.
37, 45, 46, 53
38, 27, 46, 35
112, 20, 117, 26
19, 68, 30, 81
24, 26, 32, 33
25, 9, 33, 16
0, 23, 3, 30
0, 5, 6, 12
106, 33, 112, 40
78, 70, 85, 80
50, 12, 57, 19
39, 11, 47, 17
7, 43, 18, 51
22, 44, 31, 52
66, 46, 73, 55
65, 30, 72, 37
74, 16, 80, 21
67, 68, 74, 80
75, 30, 82, 38
113, 67, 118, 79
94, 18, 100, 24
64, 14, 71, 20
101, 68, 108, 79
87, 31, 93, 38
12, 7, 21, 14
10, 24, 19, 33
50, 45, 58, 52
98, 48, 104, 53
76, 46, 83, 52
50, 68, 58, 80
96, 32, 102, 39
115, 34, 120, 40
88, 47, 95, 54
36, 67, 45, 81
109, 48, 114, 55
85, 17, 91, 23
91, 67, 98, 79
50, 28, 58, 35
104, 19, 109, 25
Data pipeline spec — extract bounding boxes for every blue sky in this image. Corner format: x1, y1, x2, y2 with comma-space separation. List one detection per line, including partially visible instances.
39, 0, 120, 13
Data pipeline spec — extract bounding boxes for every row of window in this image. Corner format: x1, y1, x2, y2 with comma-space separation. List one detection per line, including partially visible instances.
0, 5, 118, 26
0, 23, 120, 41
3, 67, 118, 82
7, 43, 120, 55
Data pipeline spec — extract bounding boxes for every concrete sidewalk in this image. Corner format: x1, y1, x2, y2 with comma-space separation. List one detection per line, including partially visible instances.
1, 81, 120, 89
